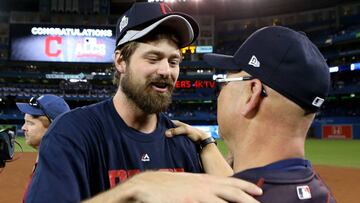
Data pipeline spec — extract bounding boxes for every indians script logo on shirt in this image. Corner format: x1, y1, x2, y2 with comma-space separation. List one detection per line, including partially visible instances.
296, 185, 312, 200
141, 153, 150, 162
108, 168, 185, 188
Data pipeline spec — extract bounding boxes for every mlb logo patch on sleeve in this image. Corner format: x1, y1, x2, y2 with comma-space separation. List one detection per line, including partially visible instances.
296, 185, 312, 200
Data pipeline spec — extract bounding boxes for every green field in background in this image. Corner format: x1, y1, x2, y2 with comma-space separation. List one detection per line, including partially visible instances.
15, 136, 37, 152
217, 139, 360, 168
217, 139, 230, 156
304, 139, 360, 168
15, 136, 360, 168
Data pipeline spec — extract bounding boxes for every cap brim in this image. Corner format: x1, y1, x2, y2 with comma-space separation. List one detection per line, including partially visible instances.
16, 103, 45, 116
203, 53, 241, 71
117, 14, 197, 48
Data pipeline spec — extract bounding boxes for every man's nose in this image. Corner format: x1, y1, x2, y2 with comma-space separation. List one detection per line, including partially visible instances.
157, 60, 171, 77
21, 123, 27, 131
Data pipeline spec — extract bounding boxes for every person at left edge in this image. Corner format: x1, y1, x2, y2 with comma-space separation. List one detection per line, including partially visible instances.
24, 3, 247, 203
16, 94, 70, 202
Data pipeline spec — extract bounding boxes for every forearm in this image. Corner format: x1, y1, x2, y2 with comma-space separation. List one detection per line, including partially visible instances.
82, 179, 139, 203
200, 143, 233, 176
84, 171, 262, 203
165, 120, 233, 176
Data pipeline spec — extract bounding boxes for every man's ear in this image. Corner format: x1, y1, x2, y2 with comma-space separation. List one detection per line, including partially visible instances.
240, 79, 263, 117
114, 50, 126, 73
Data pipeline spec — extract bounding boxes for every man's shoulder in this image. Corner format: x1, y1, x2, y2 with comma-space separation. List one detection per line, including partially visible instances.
233, 163, 336, 203
158, 113, 196, 146
50, 99, 111, 131
233, 159, 314, 183
66, 99, 111, 119
80, 99, 112, 114
158, 113, 176, 127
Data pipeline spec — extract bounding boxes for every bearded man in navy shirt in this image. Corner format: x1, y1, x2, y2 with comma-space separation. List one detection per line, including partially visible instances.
25, 2, 262, 203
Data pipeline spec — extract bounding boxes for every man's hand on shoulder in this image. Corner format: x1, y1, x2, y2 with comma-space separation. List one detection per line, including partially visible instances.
166, 120, 210, 143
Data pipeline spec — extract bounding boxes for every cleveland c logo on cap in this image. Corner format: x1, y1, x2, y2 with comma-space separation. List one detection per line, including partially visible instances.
160, 3, 172, 14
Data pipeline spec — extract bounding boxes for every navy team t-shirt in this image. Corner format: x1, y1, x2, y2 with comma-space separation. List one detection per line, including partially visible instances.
233, 158, 337, 203
25, 99, 202, 203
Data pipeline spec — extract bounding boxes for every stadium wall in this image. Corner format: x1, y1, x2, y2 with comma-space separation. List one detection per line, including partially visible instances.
312, 117, 360, 139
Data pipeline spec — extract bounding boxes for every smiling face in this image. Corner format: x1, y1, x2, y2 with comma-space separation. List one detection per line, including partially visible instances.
119, 38, 181, 113
21, 114, 50, 149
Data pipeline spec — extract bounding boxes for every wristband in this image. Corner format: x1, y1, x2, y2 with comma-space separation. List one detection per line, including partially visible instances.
199, 137, 217, 150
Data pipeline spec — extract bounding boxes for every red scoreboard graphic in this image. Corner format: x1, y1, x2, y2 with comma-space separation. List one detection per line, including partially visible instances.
175, 80, 216, 89
322, 125, 353, 139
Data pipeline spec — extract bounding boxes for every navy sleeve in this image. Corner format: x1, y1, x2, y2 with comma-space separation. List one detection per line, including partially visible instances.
25, 111, 91, 203
172, 135, 203, 173
164, 117, 203, 173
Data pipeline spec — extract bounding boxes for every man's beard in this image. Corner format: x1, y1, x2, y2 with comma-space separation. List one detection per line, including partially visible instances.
121, 70, 174, 114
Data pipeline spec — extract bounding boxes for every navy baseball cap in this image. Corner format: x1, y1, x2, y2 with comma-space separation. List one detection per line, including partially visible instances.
204, 26, 330, 112
115, 2, 199, 48
16, 95, 70, 121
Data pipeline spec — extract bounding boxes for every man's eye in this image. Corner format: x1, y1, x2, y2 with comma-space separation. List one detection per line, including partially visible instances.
25, 121, 34, 126
147, 58, 158, 63
170, 60, 180, 66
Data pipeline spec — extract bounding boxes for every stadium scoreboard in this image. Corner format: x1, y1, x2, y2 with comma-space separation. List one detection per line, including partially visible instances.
10, 24, 116, 63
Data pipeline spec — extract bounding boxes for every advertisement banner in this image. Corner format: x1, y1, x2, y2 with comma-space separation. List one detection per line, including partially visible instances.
322, 124, 353, 139
10, 24, 116, 63
193, 125, 219, 139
